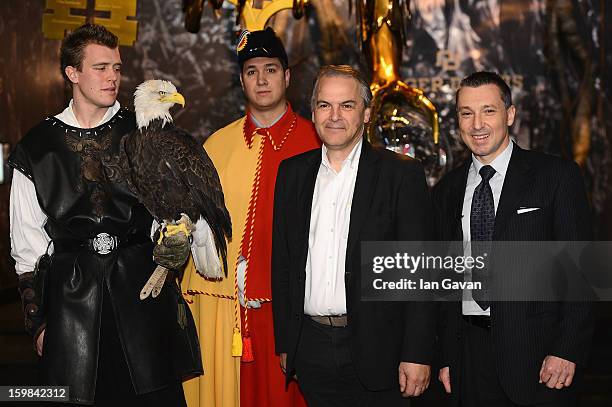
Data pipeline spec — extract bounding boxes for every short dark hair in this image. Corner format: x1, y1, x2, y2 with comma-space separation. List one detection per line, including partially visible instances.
60, 23, 119, 82
456, 71, 513, 109
311, 65, 372, 110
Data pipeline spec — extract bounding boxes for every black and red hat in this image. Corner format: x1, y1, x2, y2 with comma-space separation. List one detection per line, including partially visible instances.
237, 27, 288, 70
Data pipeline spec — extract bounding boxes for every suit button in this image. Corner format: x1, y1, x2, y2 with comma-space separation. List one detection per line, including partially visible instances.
295, 313, 301, 320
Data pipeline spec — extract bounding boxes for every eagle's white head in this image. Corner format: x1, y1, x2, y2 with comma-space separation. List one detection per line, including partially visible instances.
134, 79, 186, 130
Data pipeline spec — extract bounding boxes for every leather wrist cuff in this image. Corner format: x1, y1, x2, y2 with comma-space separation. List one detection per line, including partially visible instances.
17, 272, 46, 340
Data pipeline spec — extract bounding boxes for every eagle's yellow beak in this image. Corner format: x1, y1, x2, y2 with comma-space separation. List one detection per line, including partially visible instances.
160, 92, 185, 107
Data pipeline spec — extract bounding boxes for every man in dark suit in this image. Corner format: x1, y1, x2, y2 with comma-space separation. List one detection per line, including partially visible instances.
433, 71, 593, 406
271, 65, 436, 406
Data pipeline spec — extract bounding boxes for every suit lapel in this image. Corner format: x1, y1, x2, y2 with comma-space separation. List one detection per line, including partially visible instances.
451, 162, 470, 240
346, 141, 380, 264
494, 144, 532, 239
298, 150, 322, 262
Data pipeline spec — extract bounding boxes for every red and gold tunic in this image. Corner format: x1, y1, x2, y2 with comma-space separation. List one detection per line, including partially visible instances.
182, 104, 320, 407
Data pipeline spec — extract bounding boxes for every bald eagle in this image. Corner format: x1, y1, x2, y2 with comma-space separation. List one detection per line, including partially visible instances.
123, 79, 231, 293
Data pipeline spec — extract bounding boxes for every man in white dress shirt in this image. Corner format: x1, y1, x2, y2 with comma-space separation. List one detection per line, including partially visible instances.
9, 23, 201, 405
272, 65, 437, 406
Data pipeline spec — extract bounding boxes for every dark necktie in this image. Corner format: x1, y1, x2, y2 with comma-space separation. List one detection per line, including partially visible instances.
470, 165, 496, 310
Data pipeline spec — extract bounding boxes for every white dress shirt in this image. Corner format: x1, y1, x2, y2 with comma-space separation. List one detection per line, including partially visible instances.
304, 139, 362, 316
9, 100, 121, 275
461, 141, 514, 315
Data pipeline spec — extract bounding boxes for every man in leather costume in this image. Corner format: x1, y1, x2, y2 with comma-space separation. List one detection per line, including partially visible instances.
9, 24, 202, 405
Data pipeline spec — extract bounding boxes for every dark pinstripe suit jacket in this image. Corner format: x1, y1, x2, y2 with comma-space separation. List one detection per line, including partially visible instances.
432, 143, 594, 405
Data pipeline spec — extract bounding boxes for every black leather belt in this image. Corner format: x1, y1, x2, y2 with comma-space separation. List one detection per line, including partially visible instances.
308, 315, 348, 327
53, 233, 150, 255
462, 314, 492, 330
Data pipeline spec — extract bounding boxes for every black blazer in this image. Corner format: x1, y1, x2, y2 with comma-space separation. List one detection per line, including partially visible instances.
272, 140, 436, 391
432, 143, 594, 405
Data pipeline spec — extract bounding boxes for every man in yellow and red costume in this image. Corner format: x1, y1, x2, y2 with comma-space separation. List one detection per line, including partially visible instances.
182, 27, 320, 407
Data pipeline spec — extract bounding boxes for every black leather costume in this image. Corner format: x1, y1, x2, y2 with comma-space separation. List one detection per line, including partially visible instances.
9, 108, 202, 404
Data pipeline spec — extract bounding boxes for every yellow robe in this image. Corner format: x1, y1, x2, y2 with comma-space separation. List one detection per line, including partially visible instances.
182, 106, 319, 407
182, 116, 257, 407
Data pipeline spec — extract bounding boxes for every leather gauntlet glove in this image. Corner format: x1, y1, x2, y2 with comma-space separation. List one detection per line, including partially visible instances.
153, 232, 191, 270
17, 271, 46, 345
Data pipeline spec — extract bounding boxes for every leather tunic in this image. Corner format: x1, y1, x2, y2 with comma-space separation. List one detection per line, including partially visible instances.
9, 108, 202, 404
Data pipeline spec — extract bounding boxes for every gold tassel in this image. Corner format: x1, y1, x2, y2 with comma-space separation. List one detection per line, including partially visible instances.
231, 327, 242, 356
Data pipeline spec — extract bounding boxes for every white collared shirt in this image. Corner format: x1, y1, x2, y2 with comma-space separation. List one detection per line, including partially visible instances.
461, 141, 514, 315
304, 139, 363, 316
9, 101, 121, 274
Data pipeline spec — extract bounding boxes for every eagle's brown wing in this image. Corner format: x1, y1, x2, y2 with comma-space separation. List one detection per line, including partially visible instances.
124, 121, 232, 274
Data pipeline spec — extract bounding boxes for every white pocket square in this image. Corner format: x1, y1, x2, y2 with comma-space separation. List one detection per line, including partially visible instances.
516, 207, 541, 214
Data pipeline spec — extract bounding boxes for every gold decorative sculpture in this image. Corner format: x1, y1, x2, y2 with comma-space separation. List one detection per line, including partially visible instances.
93, 0, 138, 46
43, 0, 138, 46
356, 0, 445, 184
183, 0, 309, 32
42, 0, 87, 39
